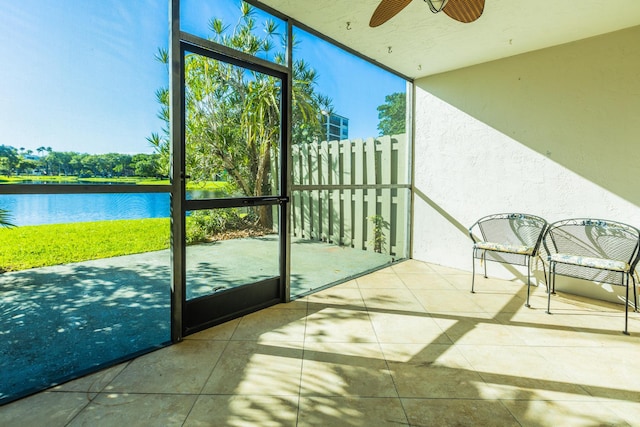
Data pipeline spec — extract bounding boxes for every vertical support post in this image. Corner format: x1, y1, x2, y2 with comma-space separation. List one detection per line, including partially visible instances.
282, 19, 293, 303
169, 0, 185, 342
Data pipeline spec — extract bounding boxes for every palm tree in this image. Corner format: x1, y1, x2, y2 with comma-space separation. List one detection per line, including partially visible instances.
150, 1, 330, 228
0, 208, 15, 228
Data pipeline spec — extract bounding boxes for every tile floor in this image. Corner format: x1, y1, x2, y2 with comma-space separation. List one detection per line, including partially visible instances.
1, 260, 640, 426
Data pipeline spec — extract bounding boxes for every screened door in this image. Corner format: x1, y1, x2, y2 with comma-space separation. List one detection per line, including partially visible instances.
179, 42, 289, 334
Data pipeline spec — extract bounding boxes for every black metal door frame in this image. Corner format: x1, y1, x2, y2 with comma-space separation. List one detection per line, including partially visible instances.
172, 33, 290, 338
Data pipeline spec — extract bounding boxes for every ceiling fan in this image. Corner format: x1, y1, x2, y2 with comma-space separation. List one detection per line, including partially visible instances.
369, 0, 485, 27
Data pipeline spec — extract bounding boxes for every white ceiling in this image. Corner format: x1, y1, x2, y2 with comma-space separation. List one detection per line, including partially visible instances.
257, 0, 640, 79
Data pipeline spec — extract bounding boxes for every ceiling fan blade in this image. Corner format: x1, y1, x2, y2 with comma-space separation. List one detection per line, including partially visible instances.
369, 0, 413, 27
443, 0, 485, 23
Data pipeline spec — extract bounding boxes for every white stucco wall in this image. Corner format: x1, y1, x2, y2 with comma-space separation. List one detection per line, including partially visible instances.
412, 25, 640, 303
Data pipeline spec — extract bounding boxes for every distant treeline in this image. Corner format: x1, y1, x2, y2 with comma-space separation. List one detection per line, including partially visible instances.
0, 145, 162, 178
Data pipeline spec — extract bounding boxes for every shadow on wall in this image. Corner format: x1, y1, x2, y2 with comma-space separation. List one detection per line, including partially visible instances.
418, 25, 640, 208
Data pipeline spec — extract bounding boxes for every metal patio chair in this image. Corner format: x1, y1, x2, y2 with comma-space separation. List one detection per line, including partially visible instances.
469, 213, 548, 307
543, 218, 640, 335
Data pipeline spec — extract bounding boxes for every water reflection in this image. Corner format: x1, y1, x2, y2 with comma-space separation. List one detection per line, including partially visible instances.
0, 190, 224, 226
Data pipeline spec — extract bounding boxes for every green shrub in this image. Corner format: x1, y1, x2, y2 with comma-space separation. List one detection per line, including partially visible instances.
185, 208, 256, 244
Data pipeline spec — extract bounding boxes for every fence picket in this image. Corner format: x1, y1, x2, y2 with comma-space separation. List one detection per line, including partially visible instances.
342, 139, 353, 247
300, 143, 311, 238
291, 144, 301, 236
353, 139, 365, 250
330, 141, 341, 244
309, 143, 320, 240
320, 141, 330, 241
380, 135, 393, 255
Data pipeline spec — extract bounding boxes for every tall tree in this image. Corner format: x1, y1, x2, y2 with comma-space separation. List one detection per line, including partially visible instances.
150, 1, 331, 227
377, 92, 406, 136
0, 145, 18, 176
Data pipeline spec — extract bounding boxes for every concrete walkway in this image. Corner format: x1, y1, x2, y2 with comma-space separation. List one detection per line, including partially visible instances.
0, 237, 393, 404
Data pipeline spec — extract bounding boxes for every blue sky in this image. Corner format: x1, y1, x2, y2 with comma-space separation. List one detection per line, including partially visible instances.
0, 0, 405, 155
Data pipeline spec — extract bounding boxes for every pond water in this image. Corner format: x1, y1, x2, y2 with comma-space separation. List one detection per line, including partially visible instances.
0, 190, 221, 226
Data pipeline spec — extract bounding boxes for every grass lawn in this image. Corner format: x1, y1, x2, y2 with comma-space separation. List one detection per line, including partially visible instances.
0, 218, 171, 272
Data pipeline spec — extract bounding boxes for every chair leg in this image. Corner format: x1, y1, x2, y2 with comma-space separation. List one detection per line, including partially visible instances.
538, 254, 548, 293
471, 252, 476, 293
483, 251, 488, 278
624, 274, 630, 335
633, 276, 638, 313
546, 262, 554, 314
525, 257, 531, 308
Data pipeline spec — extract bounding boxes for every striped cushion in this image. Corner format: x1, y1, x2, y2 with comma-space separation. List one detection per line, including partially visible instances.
548, 253, 630, 272
475, 241, 534, 255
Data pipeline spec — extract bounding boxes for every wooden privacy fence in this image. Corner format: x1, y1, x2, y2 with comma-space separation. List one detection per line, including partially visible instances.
288, 134, 409, 258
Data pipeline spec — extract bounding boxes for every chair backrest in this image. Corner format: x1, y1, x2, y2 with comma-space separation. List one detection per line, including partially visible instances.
543, 219, 640, 268
469, 213, 548, 255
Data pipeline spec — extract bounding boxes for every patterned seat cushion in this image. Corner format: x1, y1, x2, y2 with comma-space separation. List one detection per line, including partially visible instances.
548, 253, 630, 272
474, 241, 534, 255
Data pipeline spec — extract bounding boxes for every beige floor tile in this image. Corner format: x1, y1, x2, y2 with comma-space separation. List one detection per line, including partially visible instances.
494, 310, 605, 347
402, 398, 520, 427
397, 271, 457, 290
186, 318, 240, 341
105, 340, 226, 394
0, 391, 89, 427
390, 259, 436, 274
602, 399, 640, 427
231, 308, 307, 342
568, 328, 640, 349
368, 311, 451, 344
202, 341, 303, 396
306, 287, 366, 309
502, 399, 631, 427
334, 278, 359, 289
469, 274, 530, 292
423, 263, 465, 275
67, 393, 197, 427
442, 273, 478, 290
381, 343, 485, 399
185, 395, 299, 427
298, 396, 407, 427
570, 313, 640, 346
305, 307, 377, 343
457, 345, 589, 400
467, 290, 530, 315
355, 271, 407, 289
545, 293, 621, 313
507, 324, 601, 347
534, 346, 640, 401
433, 316, 528, 346
300, 343, 397, 397
52, 362, 128, 396
359, 288, 426, 312
412, 289, 486, 313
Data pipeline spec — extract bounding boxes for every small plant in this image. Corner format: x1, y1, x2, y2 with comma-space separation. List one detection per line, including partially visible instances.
368, 215, 389, 253
0, 208, 16, 228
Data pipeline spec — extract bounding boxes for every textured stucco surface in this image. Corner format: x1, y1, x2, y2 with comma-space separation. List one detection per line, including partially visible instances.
412, 26, 640, 303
